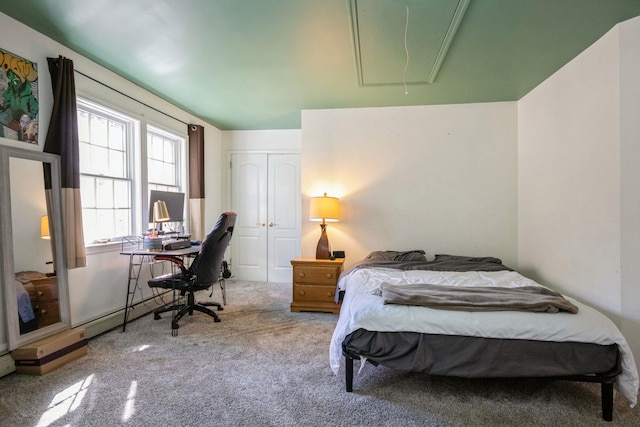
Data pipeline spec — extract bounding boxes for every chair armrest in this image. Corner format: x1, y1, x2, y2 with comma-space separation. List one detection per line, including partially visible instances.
154, 255, 189, 276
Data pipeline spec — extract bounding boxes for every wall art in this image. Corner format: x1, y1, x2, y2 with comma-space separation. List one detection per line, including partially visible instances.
0, 47, 38, 144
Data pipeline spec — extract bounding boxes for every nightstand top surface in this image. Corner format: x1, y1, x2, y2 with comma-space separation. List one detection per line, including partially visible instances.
291, 256, 344, 265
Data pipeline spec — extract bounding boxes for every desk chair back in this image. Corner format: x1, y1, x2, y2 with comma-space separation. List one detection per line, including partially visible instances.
191, 211, 237, 287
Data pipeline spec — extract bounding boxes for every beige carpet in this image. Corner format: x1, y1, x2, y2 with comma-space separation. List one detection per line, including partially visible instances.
0, 281, 638, 426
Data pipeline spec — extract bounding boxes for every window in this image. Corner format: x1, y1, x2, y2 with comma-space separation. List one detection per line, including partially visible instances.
147, 126, 182, 193
78, 99, 137, 244
77, 98, 186, 244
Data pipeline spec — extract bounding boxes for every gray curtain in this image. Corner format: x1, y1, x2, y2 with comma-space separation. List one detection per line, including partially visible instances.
188, 124, 205, 240
43, 55, 86, 269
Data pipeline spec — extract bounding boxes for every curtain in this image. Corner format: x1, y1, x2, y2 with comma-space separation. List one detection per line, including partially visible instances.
188, 124, 205, 240
43, 56, 86, 269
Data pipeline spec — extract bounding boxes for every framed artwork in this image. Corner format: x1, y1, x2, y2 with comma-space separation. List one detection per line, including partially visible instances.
0, 47, 38, 144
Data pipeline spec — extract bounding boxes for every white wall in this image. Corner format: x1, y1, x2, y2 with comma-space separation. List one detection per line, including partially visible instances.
619, 16, 640, 380
0, 12, 223, 345
301, 102, 518, 268
518, 16, 640, 367
517, 23, 621, 313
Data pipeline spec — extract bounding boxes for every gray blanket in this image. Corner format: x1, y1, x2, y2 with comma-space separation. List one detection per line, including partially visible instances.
381, 283, 579, 314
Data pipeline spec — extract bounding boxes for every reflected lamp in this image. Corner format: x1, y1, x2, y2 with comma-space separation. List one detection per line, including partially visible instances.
309, 193, 340, 259
40, 215, 50, 239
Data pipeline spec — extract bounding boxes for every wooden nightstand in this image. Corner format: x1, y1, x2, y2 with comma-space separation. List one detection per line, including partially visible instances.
290, 256, 344, 314
30, 276, 60, 327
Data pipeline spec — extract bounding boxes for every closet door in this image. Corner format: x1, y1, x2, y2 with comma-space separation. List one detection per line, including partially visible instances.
267, 154, 300, 282
230, 153, 300, 282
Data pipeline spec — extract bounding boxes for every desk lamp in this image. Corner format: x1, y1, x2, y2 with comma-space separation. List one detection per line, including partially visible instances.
145, 200, 170, 252
309, 193, 340, 259
152, 200, 170, 237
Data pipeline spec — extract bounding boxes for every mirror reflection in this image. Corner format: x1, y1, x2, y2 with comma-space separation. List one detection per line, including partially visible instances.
10, 157, 61, 335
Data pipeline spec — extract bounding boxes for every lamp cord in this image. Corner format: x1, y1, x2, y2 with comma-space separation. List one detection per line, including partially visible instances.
403, 5, 410, 95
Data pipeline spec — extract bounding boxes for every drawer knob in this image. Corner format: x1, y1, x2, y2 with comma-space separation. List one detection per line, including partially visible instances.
299, 290, 305, 296
327, 292, 332, 297
326, 273, 332, 279
298, 272, 305, 278
37, 291, 44, 297
41, 309, 47, 315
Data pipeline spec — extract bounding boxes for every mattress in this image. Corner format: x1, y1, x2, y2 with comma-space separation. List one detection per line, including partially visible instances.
329, 255, 639, 406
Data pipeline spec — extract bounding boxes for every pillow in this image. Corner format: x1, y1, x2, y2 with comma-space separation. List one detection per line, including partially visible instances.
434, 254, 503, 264
365, 250, 427, 262
393, 250, 427, 262
364, 251, 397, 261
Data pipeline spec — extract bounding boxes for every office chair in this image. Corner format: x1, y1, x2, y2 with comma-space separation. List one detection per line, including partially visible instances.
148, 212, 236, 334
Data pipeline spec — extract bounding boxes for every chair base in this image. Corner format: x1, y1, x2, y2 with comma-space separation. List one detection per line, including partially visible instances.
153, 290, 223, 334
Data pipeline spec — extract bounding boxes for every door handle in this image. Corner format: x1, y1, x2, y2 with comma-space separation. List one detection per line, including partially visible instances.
259, 222, 266, 227
269, 222, 275, 227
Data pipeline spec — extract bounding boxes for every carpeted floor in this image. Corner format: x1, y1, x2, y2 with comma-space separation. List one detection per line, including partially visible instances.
0, 281, 638, 426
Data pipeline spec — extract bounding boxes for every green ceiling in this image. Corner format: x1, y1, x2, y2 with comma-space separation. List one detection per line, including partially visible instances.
1, 0, 639, 130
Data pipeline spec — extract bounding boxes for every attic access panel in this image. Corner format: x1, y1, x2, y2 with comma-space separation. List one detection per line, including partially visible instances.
350, 0, 469, 86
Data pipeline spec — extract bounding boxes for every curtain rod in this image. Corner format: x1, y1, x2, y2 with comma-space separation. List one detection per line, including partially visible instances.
74, 69, 189, 126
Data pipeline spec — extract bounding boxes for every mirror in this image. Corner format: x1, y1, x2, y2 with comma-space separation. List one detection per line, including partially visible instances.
0, 146, 70, 350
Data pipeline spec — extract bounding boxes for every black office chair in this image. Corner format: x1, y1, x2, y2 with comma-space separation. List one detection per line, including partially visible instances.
148, 212, 236, 333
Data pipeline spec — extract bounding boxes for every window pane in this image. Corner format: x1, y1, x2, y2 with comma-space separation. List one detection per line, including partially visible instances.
114, 209, 130, 237
79, 142, 92, 174
91, 145, 110, 176
96, 209, 114, 240
163, 163, 175, 185
148, 159, 161, 183
96, 178, 114, 209
78, 111, 90, 143
109, 149, 125, 178
90, 114, 108, 147
82, 208, 98, 243
150, 135, 163, 160
80, 176, 96, 208
108, 121, 124, 151
163, 139, 175, 163
113, 180, 130, 209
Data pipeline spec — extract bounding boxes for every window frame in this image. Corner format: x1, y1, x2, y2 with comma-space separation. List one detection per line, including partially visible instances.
76, 97, 188, 252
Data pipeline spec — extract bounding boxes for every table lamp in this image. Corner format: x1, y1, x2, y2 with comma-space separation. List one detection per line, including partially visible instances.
309, 193, 340, 259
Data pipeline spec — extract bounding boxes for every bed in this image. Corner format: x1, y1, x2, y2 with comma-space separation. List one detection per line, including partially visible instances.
329, 251, 639, 421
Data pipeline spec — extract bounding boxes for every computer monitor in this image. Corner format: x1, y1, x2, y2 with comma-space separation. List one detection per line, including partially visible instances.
148, 190, 185, 223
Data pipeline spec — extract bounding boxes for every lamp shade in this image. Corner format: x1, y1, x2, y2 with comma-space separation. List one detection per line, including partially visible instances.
41, 215, 50, 239
153, 200, 170, 222
309, 193, 340, 222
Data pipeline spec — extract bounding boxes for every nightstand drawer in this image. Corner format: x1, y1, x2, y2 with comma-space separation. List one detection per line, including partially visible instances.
37, 301, 60, 326
35, 285, 58, 301
293, 284, 337, 303
293, 266, 340, 285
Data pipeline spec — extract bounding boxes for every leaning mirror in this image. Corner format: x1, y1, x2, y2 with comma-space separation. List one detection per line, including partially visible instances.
0, 146, 70, 350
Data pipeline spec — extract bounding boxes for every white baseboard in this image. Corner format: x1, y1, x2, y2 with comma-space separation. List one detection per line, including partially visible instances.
81, 296, 169, 339
0, 295, 169, 378
0, 353, 15, 377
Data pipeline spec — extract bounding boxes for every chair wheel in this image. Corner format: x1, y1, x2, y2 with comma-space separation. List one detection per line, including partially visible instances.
172, 321, 179, 329
214, 318, 221, 323
154, 314, 161, 320
218, 306, 224, 311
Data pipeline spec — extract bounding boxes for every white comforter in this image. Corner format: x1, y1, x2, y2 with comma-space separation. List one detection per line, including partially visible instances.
329, 267, 639, 407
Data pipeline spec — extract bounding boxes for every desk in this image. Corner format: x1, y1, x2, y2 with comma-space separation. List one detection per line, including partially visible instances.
120, 245, 200, 332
